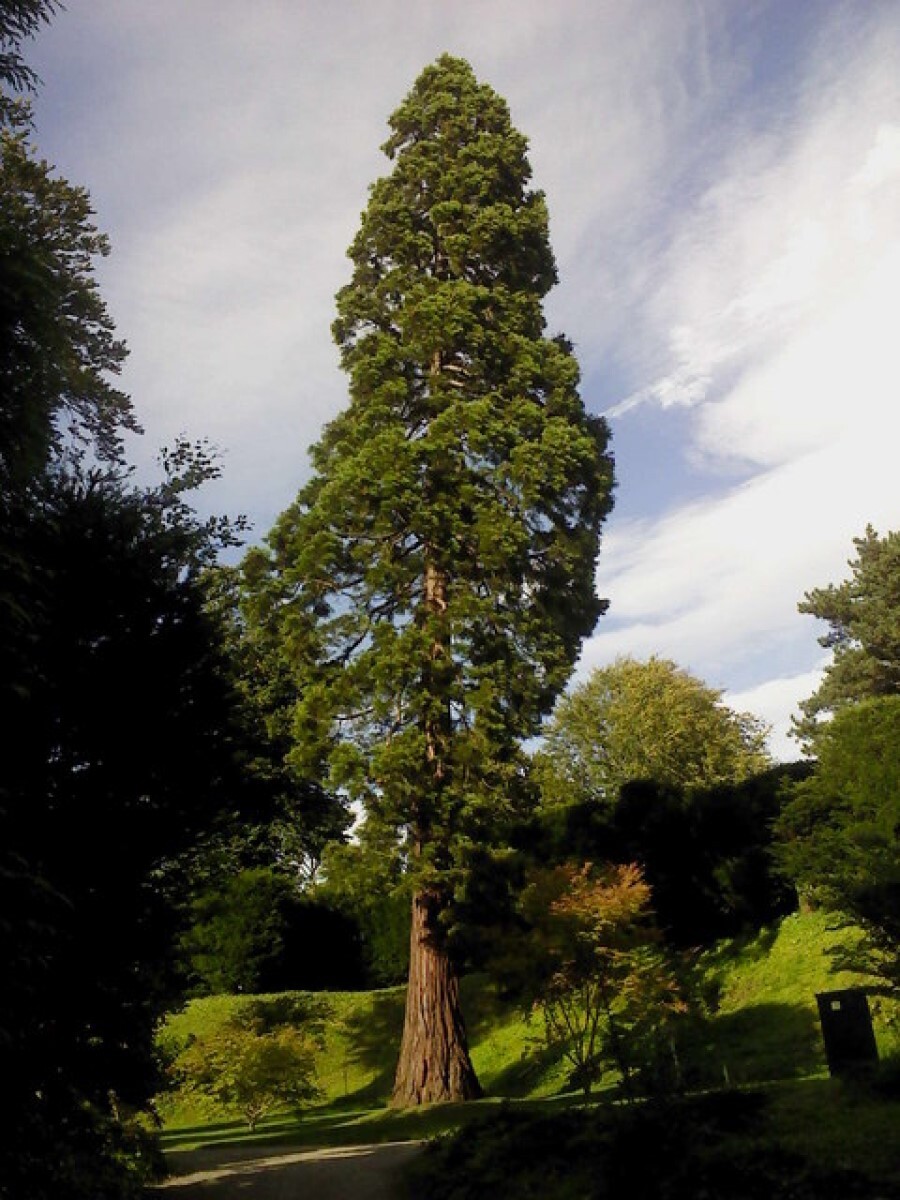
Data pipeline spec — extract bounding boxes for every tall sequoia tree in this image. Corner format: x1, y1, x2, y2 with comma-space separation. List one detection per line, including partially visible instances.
243, 55, 613, 1106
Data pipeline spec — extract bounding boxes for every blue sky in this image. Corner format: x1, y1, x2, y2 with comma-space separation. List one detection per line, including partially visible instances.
26, 0, 900, 758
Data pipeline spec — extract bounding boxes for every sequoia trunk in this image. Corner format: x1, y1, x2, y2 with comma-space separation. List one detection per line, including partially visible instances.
391, 889, 482, 1106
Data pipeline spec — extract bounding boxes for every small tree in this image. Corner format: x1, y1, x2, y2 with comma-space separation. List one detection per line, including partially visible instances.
517, 863, 685, 1098
170, 998, 326, 1130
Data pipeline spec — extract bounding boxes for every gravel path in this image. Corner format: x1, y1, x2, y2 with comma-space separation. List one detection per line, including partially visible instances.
154, 1141, 423, 1199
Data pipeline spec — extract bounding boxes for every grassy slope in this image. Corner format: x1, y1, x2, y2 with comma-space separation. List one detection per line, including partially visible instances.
695, 908, 898, 1084
157, 980, 564, 1131
157, 910, 899, 1161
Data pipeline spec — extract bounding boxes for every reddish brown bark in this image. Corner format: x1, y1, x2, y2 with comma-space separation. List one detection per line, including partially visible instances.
392, 428, 481, 1106
391, 889, 482, 1106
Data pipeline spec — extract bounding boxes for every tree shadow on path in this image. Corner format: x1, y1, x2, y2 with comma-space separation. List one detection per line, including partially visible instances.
155, 1141, 423, 1200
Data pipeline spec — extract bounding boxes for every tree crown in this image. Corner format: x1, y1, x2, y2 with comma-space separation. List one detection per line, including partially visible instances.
794, 526, 900, 746
244, 55, 613, 898
536, 655, 771, 808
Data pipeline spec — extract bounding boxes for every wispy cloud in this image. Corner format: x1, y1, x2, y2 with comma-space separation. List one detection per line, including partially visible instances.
27, 2, 900, 753
605, 21, 900, 422
33, 0, 730, 532
579, 8, 900, 753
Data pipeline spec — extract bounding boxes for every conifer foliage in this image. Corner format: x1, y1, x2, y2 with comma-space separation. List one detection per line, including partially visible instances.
244, 55, 613, 1104
794, 526, 900, 746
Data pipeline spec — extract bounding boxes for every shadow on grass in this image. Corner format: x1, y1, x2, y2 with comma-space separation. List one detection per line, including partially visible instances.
699, 925, 782, 1006
682, 1001, 823, 1087
332, 989, 406, 1105
162, 1097, 512, 1161
162, 1118, 253, 1147
164, 1066, 900, 1194
401, 1080, 900, 1200
161, 1090, 605, 1171
460, 973, 507, 1037
483, 1038, 571, 1098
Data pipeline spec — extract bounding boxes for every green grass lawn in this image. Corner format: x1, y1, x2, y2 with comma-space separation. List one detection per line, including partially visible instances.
694, 909, 899, 1084
156, 909, 899, 1166
156, 978, 569, 1136
157, 986, 405, 1130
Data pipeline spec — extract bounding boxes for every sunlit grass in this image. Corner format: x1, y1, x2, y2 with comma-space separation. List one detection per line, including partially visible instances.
156, 910, 899, 1160
694, 909, 899, 1084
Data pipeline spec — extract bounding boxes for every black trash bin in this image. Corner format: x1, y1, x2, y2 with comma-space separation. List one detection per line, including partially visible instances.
815, 988, 878, 1076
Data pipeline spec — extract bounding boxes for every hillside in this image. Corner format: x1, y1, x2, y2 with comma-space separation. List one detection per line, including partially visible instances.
157, 909, 898, 1139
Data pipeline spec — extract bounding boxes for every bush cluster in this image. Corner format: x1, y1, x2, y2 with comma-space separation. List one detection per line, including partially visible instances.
402, 1095, 893, 1200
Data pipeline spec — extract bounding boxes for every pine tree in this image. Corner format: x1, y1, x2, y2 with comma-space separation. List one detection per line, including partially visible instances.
794, 526, 900, 746
243, 55, 614, 1105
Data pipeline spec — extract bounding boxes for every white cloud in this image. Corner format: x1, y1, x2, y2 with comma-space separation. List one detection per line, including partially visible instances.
853, 121, 900, 191
601, 10, 900, 421
25, 1, 900, 708
577, 7, 900, 720
725, 668, 825, 763
695, 243, 900, 470
582, 411, 899, 702
32, 0, 720, 534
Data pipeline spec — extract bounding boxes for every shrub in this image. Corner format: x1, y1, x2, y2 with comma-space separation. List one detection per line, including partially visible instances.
168, 996, 328, 1129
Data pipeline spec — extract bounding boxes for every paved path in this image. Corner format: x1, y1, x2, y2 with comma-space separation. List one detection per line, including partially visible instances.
155, 1141, 424, 1200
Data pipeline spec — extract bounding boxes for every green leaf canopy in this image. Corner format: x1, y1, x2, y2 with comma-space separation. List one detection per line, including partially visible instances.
245, 54, 613, 893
